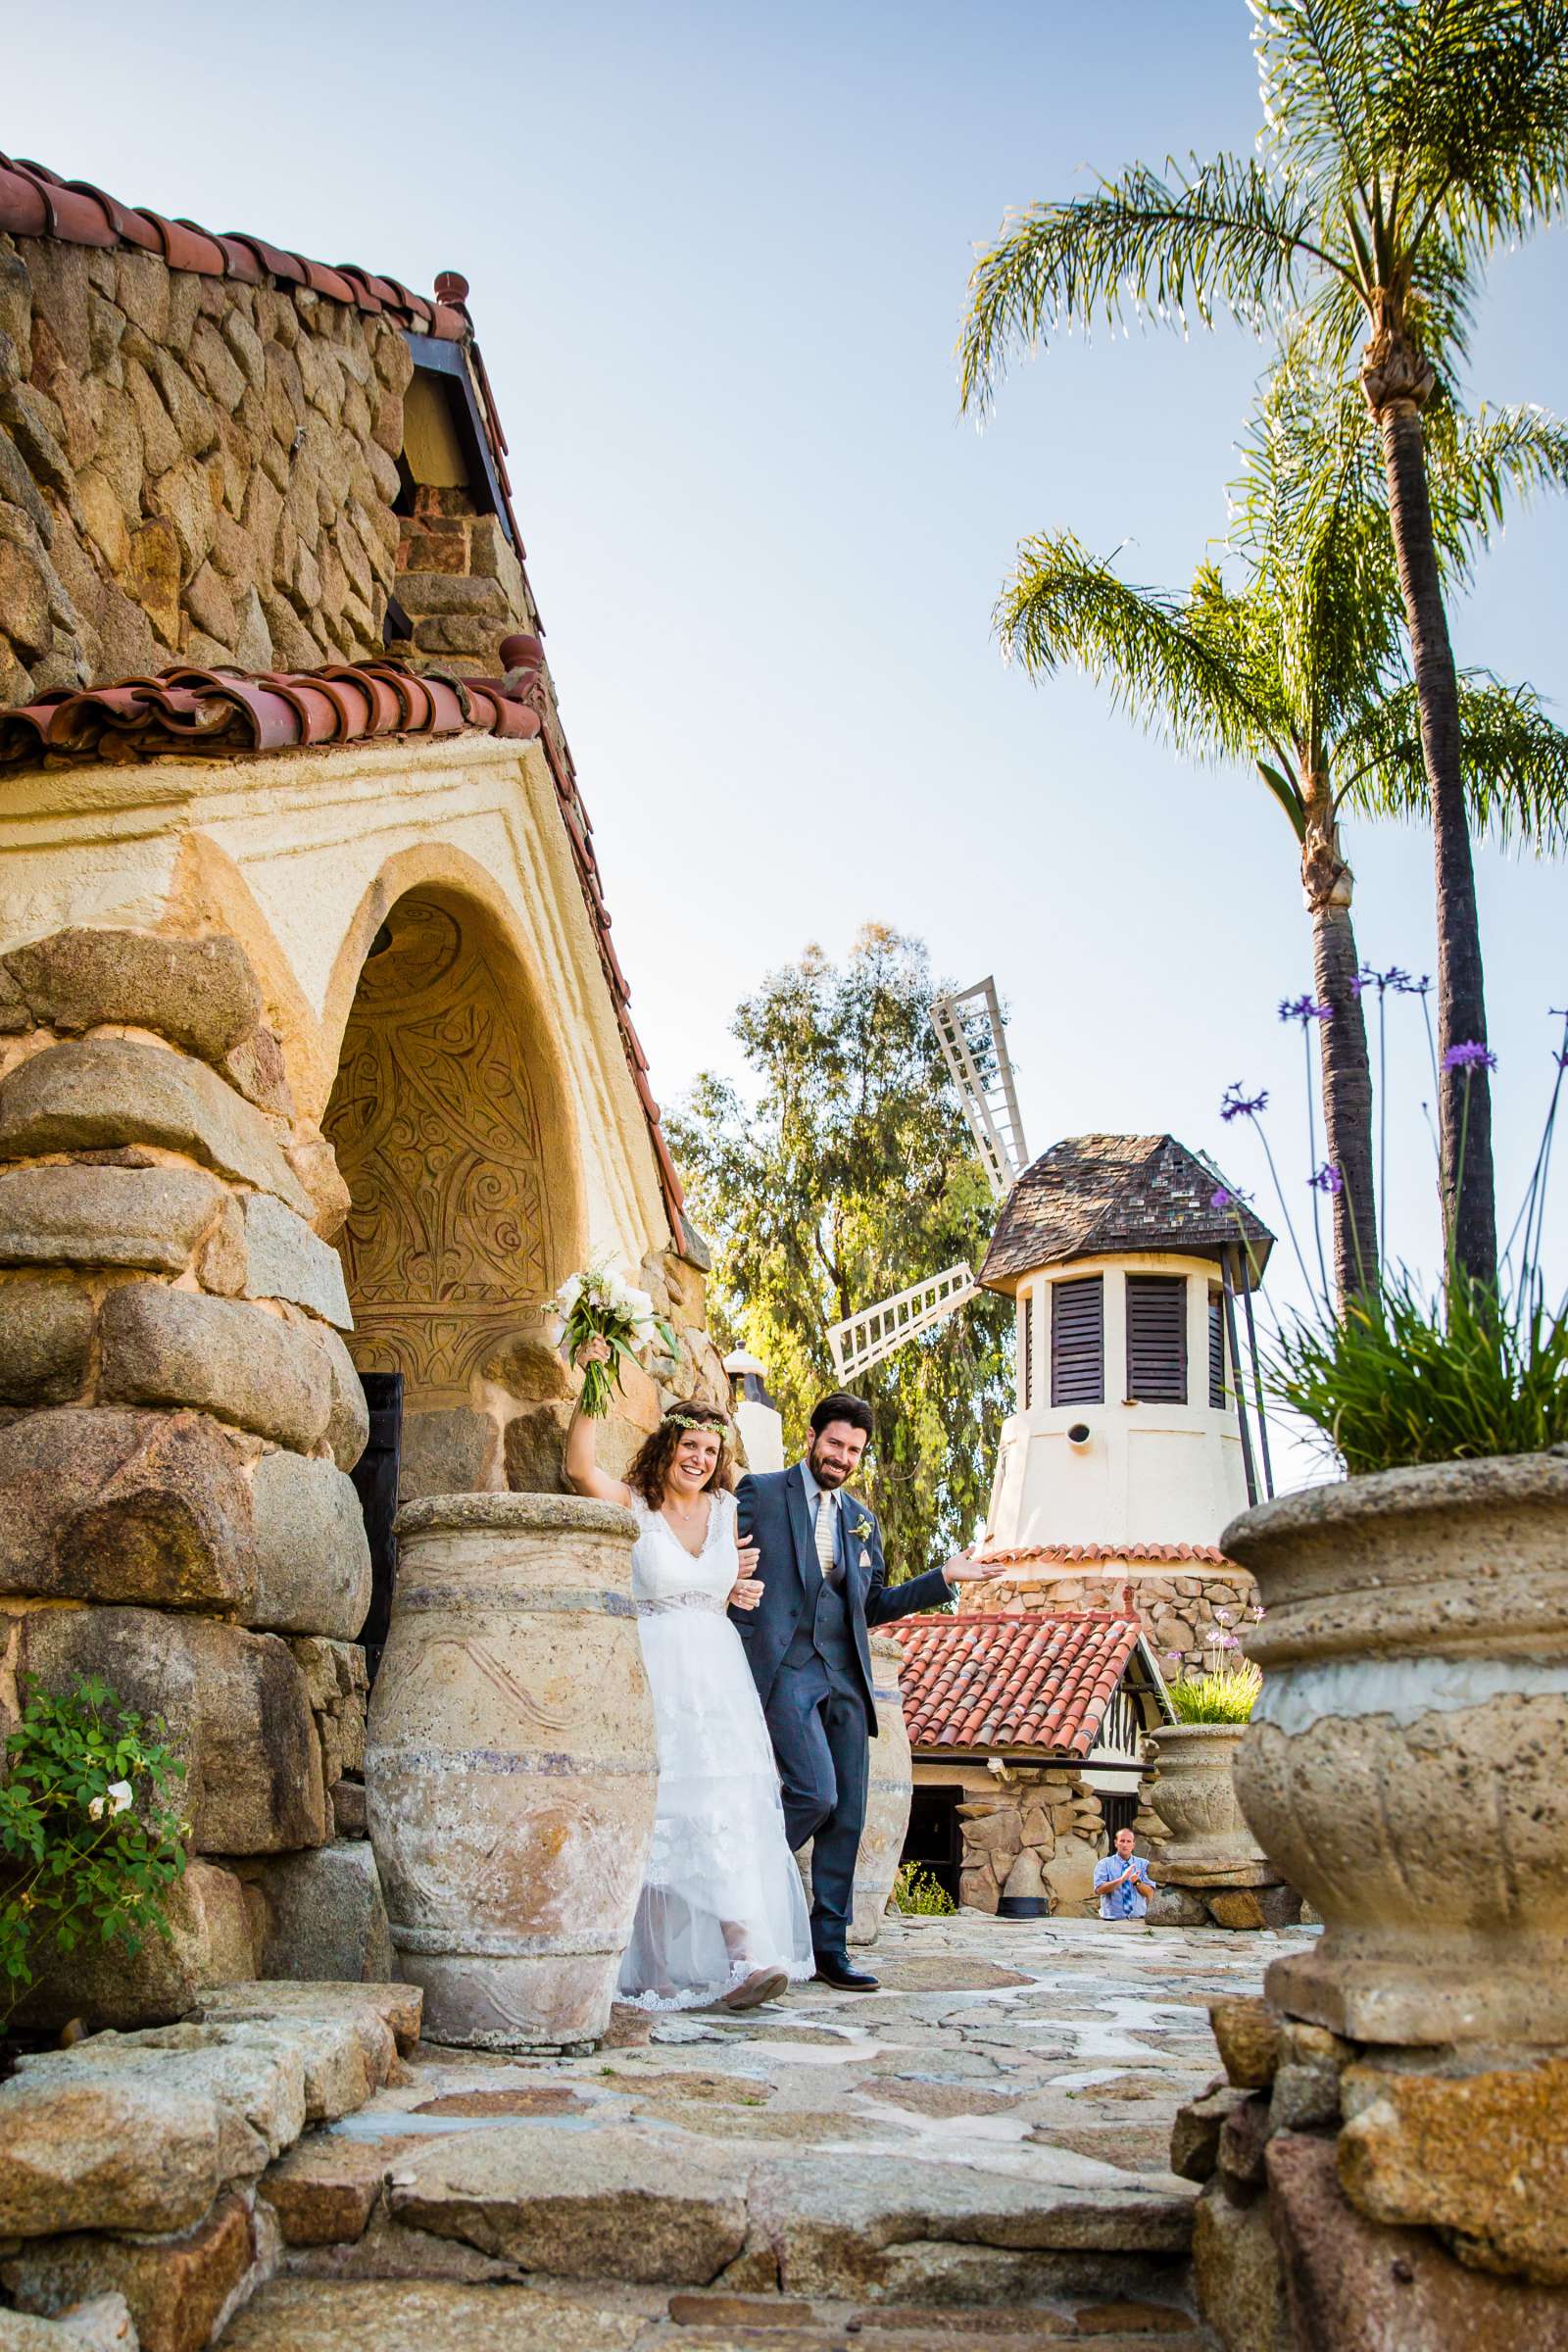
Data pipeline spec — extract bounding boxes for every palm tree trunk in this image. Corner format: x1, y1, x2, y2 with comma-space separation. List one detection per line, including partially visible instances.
1302, 796, 1378, 1304
1362, 311, 1497, 1292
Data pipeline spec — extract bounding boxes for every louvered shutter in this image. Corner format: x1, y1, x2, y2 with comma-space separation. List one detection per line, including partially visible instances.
1208, 1288, 1226, 1409
1051, 1275, 1103, 1405
1019, 1293, 1034, 1409
1126, 1274, 1187, 1402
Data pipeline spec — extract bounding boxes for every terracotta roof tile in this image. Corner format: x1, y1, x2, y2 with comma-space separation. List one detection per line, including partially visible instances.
0, 660, 539, 767
0, 154, 465, 343
980, 1134, 1274, 1290
976, 1543, 1234, 1568
889, 1612, 1144, 1758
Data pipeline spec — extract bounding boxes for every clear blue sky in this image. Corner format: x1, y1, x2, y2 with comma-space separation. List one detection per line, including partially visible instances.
12, 2, 1565, 1470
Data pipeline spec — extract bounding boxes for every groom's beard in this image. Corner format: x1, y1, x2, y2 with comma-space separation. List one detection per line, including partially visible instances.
807, 1444, 858, 1491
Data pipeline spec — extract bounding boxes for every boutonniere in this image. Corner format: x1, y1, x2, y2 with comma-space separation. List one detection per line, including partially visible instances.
852, 1514, 873, 1546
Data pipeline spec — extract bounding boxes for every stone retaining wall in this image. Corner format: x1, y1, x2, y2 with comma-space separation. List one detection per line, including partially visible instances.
0, 925, 376, 2017
981, 1564, 1260, 1677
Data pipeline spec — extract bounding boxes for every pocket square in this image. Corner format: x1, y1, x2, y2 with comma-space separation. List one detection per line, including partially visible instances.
858, 1547, 871, 1569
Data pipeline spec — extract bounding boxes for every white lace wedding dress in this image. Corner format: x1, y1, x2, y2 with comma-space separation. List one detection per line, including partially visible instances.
619, 1487, 813, 2009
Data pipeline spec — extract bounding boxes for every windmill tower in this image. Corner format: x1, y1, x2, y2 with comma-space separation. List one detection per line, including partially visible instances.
828, 983, 1274, 1667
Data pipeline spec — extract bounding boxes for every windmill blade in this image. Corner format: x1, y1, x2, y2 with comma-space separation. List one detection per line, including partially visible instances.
828, 1263, 978, 1381
931, 976, 1028, 1201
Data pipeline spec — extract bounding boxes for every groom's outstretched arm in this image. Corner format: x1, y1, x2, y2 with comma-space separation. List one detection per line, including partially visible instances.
860, 1514, 953, 1623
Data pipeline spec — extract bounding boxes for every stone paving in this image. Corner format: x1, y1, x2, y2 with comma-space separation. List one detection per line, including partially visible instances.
223, 1910, 1317, 2349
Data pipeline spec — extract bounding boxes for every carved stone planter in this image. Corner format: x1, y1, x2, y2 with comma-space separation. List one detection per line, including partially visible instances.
1226, 1451, 1568, 2045
1148, 1722, 1274, 1887
366, 1492, 655, 2053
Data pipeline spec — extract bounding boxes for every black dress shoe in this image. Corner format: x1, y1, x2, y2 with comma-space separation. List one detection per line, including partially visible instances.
812, 1949, 879, 1990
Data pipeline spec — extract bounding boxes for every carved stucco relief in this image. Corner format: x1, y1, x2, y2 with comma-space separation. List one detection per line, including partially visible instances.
324, 893, 555, 1404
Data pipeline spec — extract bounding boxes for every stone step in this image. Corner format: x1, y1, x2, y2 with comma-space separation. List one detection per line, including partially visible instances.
217, 2278, 1217, 2350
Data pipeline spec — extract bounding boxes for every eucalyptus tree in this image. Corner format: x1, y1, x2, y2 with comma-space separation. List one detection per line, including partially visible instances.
996, 359, 1568, 1305
960, 0, 1568, 1291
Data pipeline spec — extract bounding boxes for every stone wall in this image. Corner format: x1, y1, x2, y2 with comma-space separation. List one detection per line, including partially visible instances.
0, 232, 418, 698
0, 926, 376, 2018
978, 1563, 1259, 1677
915, 1757, 1133, 1918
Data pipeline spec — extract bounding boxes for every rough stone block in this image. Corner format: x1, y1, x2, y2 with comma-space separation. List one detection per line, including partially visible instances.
0, 2294, 139, 2348
400, 1403, 494, 1498
0, 1163, 230, 1274
1170, 2084, 1251, 2183
502, 1402, 567, 1494
249, 1450, 370, 1639
0, 929, 262, 1063
240, 1841, 392, 1984
1216, 2091, 1272, 2192
1146, 1886, 1207, 1928
0, 1038, 313, 1217
1338, 2056, 1568, 2285
2, 2191, 254, 2352
1267, 2129, 1568, 2351
1190, 2178, 1290, 2352
330, 1778, 367, 1838
0, 1276, 94, 1404
15, 1859, 256, 2034
238, 1193, 350, 1325
5, 1604, 327, 1854
1208, 1994, 1281, 2090
99, 1286, 331, 1451
1205, 1888, 1268, 1931
0, 2062, 263, 2239
0, 1406, 255, 1611
257, 2132, 415, 2246
309, 1320, 368, 1470
287, 1636, 368, 1785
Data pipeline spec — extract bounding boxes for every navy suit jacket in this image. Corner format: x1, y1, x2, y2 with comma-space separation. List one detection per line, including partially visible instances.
731, 1464, 952, 1729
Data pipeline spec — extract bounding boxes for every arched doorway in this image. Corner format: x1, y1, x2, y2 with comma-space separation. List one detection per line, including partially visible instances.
322, 886, 581, 1503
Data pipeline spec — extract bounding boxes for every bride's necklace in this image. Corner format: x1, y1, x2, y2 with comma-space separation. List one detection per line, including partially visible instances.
661, 1491, 711, 1558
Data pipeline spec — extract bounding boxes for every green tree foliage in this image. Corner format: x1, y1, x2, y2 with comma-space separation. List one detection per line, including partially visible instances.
666, 926, 1012, 1580
960, 0, 1568, 1294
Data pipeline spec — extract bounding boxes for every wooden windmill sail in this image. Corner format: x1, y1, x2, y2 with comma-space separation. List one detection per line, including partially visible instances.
827, 977, 1027, 1382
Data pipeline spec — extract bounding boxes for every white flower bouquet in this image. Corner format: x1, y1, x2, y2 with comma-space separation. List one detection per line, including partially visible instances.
555, 1263, 678, 1418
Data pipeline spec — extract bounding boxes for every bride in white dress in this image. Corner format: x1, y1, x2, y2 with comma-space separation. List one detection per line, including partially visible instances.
565, 1344, 813, 2010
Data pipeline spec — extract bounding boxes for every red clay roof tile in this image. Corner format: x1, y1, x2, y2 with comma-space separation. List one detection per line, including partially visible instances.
889, 1612, 1144, 1759
977, 1543, 1234, 1568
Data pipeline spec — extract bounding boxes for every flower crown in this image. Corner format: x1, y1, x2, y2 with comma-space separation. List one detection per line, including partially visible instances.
666, 1410, 728, 1435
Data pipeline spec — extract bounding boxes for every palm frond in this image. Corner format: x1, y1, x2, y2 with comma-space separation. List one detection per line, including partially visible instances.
997, 533, 1297, 774
959, 155, 1343, 415
1339, 671, 1568, 851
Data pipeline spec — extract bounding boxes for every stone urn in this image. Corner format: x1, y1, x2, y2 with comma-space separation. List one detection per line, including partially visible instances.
1148, 1722, 1272, 1886
366, 1492, 656, 2054
1225, 1451, 1568, 2046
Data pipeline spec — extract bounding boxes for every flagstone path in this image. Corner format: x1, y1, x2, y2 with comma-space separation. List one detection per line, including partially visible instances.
220, 1911, 1314, 2349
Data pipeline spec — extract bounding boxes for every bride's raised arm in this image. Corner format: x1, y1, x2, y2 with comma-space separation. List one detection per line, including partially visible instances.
563, 1336, 636, 1509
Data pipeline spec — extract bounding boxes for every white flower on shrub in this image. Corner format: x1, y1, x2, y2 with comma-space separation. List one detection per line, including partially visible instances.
88, 1781, 133, 1822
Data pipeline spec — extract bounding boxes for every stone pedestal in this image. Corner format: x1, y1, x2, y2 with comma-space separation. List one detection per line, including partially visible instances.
366, 1492, 655, 2053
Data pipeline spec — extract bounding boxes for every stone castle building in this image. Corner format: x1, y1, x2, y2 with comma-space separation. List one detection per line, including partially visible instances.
0, 150, 722, 2002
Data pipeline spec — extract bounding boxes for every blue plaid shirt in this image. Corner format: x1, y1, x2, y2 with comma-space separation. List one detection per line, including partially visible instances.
1095, 1852, 1151, 1920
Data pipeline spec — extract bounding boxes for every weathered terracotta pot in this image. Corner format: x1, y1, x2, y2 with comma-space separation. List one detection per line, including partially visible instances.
366, 1492, 655, 2053
797, 1633, 913, 1946
1226, 1452, 1568, 2046
1148, 1723, 1272, 1886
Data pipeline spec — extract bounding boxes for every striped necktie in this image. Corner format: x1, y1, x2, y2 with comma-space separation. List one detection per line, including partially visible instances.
813, 1491, 840, 1584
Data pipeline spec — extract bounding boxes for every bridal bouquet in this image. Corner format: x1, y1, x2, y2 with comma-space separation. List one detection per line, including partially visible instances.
554, 1263, 678, 1417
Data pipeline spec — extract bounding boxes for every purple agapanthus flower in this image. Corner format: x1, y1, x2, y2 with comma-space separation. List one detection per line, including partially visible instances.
1350, 963, 1411, 999
1210, 1183, 1254, 1210
1220, 1083, 1268, 1123
1442, 1042, 1498, 1073
1309, 1162, 1345, 1196
1396, 972, 1432, 997
1279, 995, 1332, 1027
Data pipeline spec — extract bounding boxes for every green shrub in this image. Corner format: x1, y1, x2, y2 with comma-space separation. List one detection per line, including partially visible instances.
0, 1676, 188, 2028
1270, 1268, 1568, 1476
1165, 1657, 1262, 1723
894, 1863, 956, 1915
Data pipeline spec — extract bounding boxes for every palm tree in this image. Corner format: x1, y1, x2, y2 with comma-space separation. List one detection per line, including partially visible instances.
996, 360, 1568, 1305
959, 0, 1568, 1292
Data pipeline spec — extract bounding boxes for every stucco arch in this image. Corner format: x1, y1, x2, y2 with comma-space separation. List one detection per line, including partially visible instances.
321, 871, 586, 1421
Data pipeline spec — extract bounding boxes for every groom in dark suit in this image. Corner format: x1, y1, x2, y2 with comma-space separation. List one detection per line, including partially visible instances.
733, 1391, 1005, 1989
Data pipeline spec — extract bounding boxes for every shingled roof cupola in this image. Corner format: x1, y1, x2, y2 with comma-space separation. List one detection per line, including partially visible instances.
978, 1135, 1274, 1557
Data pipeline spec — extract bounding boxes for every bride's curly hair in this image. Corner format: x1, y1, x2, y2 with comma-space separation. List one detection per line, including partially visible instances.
626, 1402, 736, 1505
